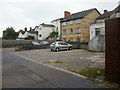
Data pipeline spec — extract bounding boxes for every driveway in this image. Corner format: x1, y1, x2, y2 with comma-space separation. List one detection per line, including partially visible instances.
2, 49, 101, 88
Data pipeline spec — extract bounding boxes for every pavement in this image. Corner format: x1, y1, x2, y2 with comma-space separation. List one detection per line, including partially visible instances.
2, 48, 102, 88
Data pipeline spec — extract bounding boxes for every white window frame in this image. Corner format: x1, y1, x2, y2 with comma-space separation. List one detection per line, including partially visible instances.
63, 30, 66, 34
76, 19, 80, 23
69, 21, 73, 25
63, 38, 66, 41
76, 28, 81, 33
69, 29, 73, 34
62, 22, 67, 26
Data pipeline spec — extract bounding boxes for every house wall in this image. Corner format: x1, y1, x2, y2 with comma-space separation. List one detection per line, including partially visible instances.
18, 32, 23, 39
51, 20, 61, 38
110, 12, 120, 18
61, 9, 100, 42
18, 32, 28, 39
90, 21, 105, 40
88, 35, 105, 51
38, 26, 55, 40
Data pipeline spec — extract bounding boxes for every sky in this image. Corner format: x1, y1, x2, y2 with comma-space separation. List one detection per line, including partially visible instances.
0, 0, 119, 37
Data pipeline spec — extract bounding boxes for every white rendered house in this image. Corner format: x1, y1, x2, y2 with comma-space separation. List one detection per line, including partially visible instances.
37, 23, 55, 40
90, 5, 120, 40
51, 18, 63, 39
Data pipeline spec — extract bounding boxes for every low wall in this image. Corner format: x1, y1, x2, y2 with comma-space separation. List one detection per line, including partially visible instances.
2, 40, 53, 48
2, 40, 88, 49
88, 35, 105, 52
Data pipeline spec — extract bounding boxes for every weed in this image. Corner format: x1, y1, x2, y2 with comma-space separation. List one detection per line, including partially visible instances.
79, 67, 105, 78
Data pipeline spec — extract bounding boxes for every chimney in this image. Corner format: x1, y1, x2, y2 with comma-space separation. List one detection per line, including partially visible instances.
24, 27, 27, 32
104, 10, 108, 13
64, 11, 71, 17
30, 27, 32, 30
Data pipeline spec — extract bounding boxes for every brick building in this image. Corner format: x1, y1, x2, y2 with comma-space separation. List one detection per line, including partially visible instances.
60, 8, 101, 42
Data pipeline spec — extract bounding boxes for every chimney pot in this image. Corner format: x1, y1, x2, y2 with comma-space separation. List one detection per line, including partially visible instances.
24, 27, 27, 31
104, 10, 108, 13
30, 27, 32, 30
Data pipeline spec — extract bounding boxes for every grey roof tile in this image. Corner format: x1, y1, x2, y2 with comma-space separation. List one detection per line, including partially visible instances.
61, 8, 100, 22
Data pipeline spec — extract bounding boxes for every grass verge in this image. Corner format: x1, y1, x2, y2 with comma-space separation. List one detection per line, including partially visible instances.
79, 67, 105, 78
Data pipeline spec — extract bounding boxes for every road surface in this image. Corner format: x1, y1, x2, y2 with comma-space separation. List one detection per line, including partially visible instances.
2, 51, 101, 88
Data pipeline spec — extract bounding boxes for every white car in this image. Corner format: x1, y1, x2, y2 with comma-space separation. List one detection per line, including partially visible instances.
40, 41, 49, 45
50, 41, 72, 51
31, 41, 40, 45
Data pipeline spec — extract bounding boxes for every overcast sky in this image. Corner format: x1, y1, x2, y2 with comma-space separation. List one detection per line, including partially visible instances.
0, 0, 119, 37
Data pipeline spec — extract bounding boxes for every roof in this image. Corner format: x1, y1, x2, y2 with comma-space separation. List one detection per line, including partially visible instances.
114, 5, 120, 13
27, 29, 38, 35
19, 30, 26, 34
51, 18, 63, 22
97, 11, 114, 19
40, 23, 55, 27
61, 8, 100, 22
97, 5, 120, 19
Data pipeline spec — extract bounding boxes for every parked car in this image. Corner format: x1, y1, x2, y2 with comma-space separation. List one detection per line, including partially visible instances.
30, 41, 40, 45
40, 41, 49, 45
50, 41, 72, 51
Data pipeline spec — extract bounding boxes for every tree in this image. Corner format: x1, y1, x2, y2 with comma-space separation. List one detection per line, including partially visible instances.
46, 31, 59, 40
3, 27, 19, 40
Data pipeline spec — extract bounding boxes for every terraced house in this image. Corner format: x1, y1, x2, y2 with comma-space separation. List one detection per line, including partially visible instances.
61, 8, 101, 42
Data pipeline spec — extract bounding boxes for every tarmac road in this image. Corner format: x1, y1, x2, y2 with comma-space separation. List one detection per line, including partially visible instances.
2, 51, 101, 88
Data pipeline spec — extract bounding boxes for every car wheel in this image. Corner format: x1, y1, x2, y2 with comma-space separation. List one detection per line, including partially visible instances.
51, 49, 53, 51
69, 47, 72, 50
55, 48, 59, 52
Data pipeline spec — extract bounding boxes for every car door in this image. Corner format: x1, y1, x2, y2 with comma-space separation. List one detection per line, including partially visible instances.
61, 42, 68, 50
58, 42, 64, 50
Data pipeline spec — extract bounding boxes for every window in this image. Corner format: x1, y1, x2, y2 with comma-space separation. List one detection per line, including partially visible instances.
62, 22, 66, 26
95, 28, 100, 36
63, 38, 66, 41
76, 19, 80, 23
40, 27, 42, 30
76, 28, 81, 33
39, 34, 42, 37
69, 29, 73, 34
63, 30, 66, 34
56, 27, 58, 30
69, 38, 73, 42
69, 21, 73, 24
76, 38, 80, 42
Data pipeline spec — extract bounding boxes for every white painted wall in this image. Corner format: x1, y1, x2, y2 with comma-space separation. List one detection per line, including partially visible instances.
51, 20, 61, 39
90, 19, 105, 40
37, 25, 55, 40
18, 32, 28, 39
18, 32, 23, 38
23, 32, 29, 38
